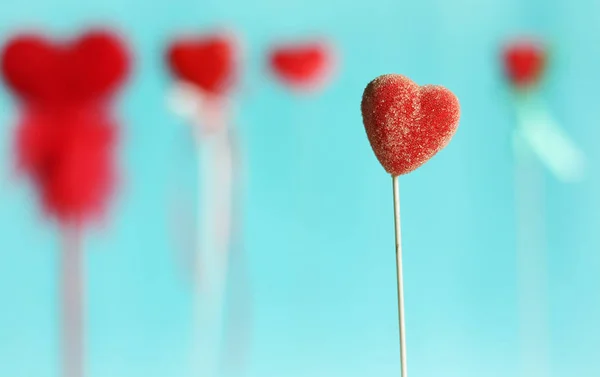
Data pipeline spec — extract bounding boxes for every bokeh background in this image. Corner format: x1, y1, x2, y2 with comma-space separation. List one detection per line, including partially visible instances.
1, 0, 600, 376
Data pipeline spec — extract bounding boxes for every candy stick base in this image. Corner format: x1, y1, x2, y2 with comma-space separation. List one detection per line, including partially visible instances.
392, 176, 407, 377
194, 126, 232, 377
513, 133, 551, 377
61, 225, 84, 377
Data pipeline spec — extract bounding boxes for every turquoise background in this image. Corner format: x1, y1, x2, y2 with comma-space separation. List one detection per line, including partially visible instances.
1, 0, 600, 376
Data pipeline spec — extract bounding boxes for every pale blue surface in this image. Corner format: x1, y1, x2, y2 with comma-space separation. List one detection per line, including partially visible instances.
1, 0, 600, 376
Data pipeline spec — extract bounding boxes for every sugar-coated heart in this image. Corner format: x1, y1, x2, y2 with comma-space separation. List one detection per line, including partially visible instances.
1, 30, 130, 104
361, 74, 460, 176
167, 34, 236, 95
269, 42, 332, 90
502, 39, 546, 89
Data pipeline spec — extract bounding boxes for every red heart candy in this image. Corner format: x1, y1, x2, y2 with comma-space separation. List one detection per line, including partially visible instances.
65, 31, 130, 102
269, 42, 332, 90
1, 30, 129, 104
361, 74, 460, 176
167, 34, 237, 96
1, 35, 61, 103
502, 39, 546, 89
16, 106, 117, 223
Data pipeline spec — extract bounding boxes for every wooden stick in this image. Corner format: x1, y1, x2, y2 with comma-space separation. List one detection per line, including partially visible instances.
392, 176, 407, 377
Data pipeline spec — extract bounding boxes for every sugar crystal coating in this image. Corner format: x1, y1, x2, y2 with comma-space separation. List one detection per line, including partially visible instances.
361, 74, 460, 176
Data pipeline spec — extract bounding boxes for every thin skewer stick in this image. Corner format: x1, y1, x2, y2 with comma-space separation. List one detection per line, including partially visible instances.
61, 224, 84, 377
513, 132, 550, 377
193, 102, 233, 377
392, 176, 407, 377
220, 126, 252, 374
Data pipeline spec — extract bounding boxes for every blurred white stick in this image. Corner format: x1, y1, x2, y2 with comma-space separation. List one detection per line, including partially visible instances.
513, 132, 551, 377
515, 97, 585, 182
220, 127, 253, 376
512, 95, 584, 377
168, 83, 240, 377
185, 89, 233, 377
61, 224, 84, 377
195, 126, 233, 377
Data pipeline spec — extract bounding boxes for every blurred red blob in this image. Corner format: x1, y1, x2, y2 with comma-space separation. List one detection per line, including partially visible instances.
167, 33, 237, 96
1, 29, 130, 224
502, 39, 546, 89
2, 30, 129, 105
269, 41, 333, 91
16, 108, 118, 222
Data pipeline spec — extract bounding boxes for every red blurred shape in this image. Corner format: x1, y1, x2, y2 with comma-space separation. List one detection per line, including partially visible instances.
269, 41, 333, 91
503, 39, 546, 89
1, 29, 129, 224
167, 33, 237, 96
15, 106, 118, 224
2, 30, 129, 104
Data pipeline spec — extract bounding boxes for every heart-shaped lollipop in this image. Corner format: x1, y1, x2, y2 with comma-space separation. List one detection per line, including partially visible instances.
361, 74, 460, 176
1, 30, 129, 377
1, 29, 129, 223
269, 42, 332, 90
502, 39, 546, 89
167, 34, 237, 96
1, 30, 129, 104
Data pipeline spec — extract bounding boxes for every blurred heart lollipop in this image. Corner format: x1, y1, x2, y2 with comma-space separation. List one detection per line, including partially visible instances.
502, 38, 584, 182
361, 73, 460, 377
165, 30, 248, 377
166, 32, 238, 136
1, 28, 130, 377
501, 37, 584, 377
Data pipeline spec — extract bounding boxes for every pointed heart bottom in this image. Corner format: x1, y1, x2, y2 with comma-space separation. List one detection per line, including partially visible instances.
361, 74, 460, 176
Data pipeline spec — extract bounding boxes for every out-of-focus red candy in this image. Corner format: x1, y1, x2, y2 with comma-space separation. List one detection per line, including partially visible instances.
1, 29, 129, 224
66, 30, 130, 102
15, 107, 117, 223
167, 33, 237, 96
1, 35, 58, 103
1, 30, 129, 104
361, 74, 460, 176
269, 42, 333, 90
502, 40, 546, 89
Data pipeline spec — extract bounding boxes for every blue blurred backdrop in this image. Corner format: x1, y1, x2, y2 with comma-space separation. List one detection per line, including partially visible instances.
1, 0, 600, 376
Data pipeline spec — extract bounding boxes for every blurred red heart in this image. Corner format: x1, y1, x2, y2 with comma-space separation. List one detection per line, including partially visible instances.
502, 40, 546, 89
15, 106, 118, 223
361, 74, 460, 176
1, 30, 130, 104
167, 34, 237, 96
269, 42, 332, 90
